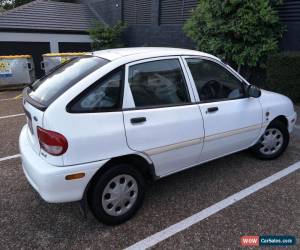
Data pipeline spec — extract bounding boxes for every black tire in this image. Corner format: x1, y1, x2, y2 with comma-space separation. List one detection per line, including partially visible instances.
252, 120, 289, 160
89, 163, 145, 225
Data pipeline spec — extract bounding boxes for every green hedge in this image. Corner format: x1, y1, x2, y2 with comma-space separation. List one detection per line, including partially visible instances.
266, 52, 300, 103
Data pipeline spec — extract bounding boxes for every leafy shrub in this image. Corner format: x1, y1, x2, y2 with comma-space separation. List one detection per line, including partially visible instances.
88, 21, 126, 50
183, 0, 284, 72
266, 52, 300, 102
1, 0, 33, 10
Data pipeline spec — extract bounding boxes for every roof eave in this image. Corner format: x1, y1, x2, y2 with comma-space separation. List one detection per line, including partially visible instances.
0, 27, 89, 35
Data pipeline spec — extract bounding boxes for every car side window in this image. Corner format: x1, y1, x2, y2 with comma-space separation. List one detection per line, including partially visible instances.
128, 59, 190, 107
68, 70, 122, 112
186, 58, 245, 102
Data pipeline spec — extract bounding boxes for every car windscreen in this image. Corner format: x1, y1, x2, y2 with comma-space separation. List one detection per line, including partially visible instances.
28, 56, 109, 107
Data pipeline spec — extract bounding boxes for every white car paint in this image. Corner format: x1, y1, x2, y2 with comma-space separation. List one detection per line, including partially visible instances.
19, 47, 297, 203
198, 98, 263, 164
123, 105, 204, 177
20, 125, 108, 202
258, 90, 296, 133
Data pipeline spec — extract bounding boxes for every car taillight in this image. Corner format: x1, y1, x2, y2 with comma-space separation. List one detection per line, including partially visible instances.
37, 127, 68, 156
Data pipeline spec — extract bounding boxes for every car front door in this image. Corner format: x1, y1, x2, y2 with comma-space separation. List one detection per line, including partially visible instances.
183, 57, 263, 162
122, 57, 205, 177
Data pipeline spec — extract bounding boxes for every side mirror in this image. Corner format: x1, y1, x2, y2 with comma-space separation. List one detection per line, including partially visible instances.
247, 85, 261, 98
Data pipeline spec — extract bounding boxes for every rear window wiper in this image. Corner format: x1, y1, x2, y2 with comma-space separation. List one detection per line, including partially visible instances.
25, 82, 33, 90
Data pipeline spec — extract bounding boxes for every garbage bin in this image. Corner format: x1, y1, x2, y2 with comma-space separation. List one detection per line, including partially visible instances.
0, 55, 35, 87
41, 52, 88, 74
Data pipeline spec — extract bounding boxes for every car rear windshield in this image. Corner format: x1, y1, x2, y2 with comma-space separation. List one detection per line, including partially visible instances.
28, 56, 109, 108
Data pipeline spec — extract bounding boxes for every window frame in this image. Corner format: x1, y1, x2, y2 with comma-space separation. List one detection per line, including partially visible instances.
66, 66, 125, 114
123, 56, 196, 110
26, 56, 109, 111
182, 56, 249, 103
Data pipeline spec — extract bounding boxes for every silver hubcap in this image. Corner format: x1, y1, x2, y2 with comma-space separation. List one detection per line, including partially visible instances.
102, 174, 138, 216
259, 128, 283, 155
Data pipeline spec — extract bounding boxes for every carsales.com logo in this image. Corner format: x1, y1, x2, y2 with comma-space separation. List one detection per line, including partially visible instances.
241, 235, 296, 247
241, 236, 259, 247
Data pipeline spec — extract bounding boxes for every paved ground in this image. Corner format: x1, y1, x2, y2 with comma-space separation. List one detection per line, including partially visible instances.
154, 171, 299, 250
0, 91, 299, 249
0, 90, 21, 99
0, 114, 25, 158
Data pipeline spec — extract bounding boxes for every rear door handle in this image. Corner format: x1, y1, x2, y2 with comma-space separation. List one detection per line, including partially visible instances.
131, 117, 147, 124
206, 107, 219, 113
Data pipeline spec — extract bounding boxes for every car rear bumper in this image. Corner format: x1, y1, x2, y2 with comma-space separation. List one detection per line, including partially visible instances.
287, 112, 297, 133
19, 125, 109, 203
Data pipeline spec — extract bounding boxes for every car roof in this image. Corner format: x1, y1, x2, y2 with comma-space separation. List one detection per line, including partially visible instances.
91, 47, 220, 62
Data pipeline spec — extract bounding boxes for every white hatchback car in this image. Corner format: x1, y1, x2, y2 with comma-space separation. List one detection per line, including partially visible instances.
20, 48, 297, 225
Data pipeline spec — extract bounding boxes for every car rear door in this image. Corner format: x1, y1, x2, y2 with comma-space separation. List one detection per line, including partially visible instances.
23, 95, 44, 154
122, 57, 205, 177
183, 57, 263, 162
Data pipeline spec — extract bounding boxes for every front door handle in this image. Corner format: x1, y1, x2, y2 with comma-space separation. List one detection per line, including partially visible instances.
131, 117, 147, 124
206, 107, 219, 113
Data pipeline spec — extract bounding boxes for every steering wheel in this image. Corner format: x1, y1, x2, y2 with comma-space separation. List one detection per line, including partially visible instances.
200, 80, 223, 100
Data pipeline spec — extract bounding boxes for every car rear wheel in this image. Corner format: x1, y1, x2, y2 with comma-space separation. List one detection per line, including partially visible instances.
252, 120, 289, 160
89, 163, 145, 225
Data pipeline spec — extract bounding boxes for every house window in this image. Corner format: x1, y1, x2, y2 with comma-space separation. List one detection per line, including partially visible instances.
159, 0, 197, 25
122, 0, 151, 24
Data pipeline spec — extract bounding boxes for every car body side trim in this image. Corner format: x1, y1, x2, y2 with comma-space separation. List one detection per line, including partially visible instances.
145, 138, 204, 156
205, 123, 264, 142
144, 123, 266, 156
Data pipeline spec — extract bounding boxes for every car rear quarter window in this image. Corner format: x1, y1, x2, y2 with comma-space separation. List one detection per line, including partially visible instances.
28, 56, 109, 107
68, 69, 123, 113
128, 59, 190, 108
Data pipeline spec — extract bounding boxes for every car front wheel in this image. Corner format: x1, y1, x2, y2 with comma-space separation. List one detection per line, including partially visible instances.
89, 163, 145, 225
252, 120, 289, 160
